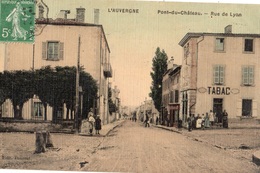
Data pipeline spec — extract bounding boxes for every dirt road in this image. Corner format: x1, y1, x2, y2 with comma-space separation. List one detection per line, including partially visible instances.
1, 120, 259, 172
84, 121, 259, 173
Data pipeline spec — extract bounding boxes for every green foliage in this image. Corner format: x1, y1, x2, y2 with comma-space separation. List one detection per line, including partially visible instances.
0, 66, 98, 120
150, 47, 168, 111
2, 70, 35, 119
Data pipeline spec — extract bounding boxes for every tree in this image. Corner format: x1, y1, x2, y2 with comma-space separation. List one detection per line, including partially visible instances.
150, 47, 168, 111
34, 66, 98, 122
3, 70, 35, 119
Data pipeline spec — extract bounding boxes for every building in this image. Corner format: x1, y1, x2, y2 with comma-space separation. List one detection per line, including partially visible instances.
136, 99, 159, 123
0, 7, 112, 124
179, 25, 260, 124
109, 85, 121, 122
162, 57, 181, 127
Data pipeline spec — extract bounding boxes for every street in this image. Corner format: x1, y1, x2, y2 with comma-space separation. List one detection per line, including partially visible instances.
84, 120, 259, 173
0, 120, 259, 173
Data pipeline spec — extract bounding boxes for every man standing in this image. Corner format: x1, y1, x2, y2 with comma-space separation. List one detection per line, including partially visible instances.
222, 110, 228, 128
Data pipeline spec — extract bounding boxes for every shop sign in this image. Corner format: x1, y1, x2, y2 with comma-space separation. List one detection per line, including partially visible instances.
208, 86, 230, 95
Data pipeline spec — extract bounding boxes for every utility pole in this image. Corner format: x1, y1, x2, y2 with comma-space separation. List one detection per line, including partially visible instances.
75, 35, 81, 133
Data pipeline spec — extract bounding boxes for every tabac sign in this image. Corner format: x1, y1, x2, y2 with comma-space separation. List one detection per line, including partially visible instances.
198, 86, 240, 95
0, 0, 35, 43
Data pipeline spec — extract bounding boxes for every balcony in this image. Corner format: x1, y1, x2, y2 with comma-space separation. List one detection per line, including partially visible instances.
103, 63, 112, 78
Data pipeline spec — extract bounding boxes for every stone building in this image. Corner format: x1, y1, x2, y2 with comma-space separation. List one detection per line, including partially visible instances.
179, 25, 260, 122
0, 7, 112, 124
162, 57, 181, 127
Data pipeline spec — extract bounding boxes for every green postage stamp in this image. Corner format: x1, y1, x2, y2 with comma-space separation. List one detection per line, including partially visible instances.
0, 0, 35, 43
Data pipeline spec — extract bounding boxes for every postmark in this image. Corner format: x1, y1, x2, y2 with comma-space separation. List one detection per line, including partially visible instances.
0, 0, 35, 43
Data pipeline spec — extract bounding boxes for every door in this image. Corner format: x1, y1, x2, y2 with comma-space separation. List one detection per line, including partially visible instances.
213, 98, 223, 123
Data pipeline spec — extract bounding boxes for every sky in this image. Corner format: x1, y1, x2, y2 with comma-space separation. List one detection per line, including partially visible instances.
37, 0, 260, 107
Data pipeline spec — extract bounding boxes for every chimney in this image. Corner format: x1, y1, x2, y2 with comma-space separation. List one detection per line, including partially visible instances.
224, 25, 232, 34
94, 9, 100, 24
59, 10, 70, 19
76, 8, 85, 23
38, 4, 44, 19
167, 57, 174, 70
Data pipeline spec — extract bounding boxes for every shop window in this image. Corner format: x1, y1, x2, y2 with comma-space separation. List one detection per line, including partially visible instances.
244, 38, 254, 52
242, 66, 254, 86
215, 38, 225, 51
213, 65, 225, 85
42, 41, 64, 61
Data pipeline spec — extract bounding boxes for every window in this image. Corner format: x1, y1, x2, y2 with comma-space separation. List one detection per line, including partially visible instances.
33, 102, 43, 117
242, 66, 254, 86
184, 43, 190, 58
42, 41, 64, 60
213, 65, 225, 85
175, 90, 179, 103
242, 99, 252, 116
244, 38, 253, 52
215, 38, 225, 51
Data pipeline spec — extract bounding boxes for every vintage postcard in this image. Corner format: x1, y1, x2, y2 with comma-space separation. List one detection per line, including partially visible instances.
1, 0, 260, 173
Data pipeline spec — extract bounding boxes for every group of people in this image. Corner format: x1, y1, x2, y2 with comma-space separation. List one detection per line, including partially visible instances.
187, 109, 229, 131
87, 108, 102, 135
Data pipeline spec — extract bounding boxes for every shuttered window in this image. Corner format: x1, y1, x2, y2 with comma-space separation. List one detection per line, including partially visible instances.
213, 65, 225, 85
215, 38, 225, 51
242, 66, 254, 86
42, 41, 64, 61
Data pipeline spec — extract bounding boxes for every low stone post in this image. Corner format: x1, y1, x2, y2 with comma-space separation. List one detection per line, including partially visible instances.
35, 131, 46, 153
35, 130, 54, 153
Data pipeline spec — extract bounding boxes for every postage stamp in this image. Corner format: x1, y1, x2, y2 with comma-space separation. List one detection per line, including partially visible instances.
0, 0, 35, 43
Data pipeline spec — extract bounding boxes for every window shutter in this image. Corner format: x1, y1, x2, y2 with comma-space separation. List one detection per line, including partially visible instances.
242, 67, 248, 85
252, 100, 257, 117
248, 66, 254, 85
59, 42, 64, 60
42, 42, 47, 60
236, 100, 242, 116
213, 65, 219, 84
219, 65, 224, 84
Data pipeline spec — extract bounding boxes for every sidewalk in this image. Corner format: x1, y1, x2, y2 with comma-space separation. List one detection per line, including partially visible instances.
96, 119, 125, 136
152, 118, 260, 166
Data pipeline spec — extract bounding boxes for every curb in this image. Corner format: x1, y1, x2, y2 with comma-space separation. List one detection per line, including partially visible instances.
105, 120, 125, 136
252, 151, 260, 166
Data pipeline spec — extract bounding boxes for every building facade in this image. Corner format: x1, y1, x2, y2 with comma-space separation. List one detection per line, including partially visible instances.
0, 8, 112, 124
179, 26, 260, 123
162, 58, 181, 127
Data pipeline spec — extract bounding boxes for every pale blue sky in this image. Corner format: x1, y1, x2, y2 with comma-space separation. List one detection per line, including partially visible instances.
40, 0, 260, 107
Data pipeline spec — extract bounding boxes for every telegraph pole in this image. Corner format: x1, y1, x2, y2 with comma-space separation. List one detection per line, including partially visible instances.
75, 35, 81, 134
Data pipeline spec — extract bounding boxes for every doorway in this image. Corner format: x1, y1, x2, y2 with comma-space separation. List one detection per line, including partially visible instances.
213, 98, 223, 123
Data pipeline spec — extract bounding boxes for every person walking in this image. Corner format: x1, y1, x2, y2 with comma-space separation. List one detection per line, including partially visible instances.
145, 113, 150, 127
95, 115, 102, 135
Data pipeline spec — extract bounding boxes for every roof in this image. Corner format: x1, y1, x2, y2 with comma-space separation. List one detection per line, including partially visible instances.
163, 65, 181, 77
35, 18, 111, 53
179, 32, 260, 47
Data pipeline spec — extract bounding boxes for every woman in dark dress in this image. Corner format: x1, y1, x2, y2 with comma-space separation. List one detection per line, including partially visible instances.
95, 115, 102, 135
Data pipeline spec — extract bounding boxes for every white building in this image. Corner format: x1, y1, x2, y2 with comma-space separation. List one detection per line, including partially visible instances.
179, 25, 260, 122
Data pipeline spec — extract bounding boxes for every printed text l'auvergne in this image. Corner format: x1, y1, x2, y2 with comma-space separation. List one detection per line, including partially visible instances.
108, 8, 139, 14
